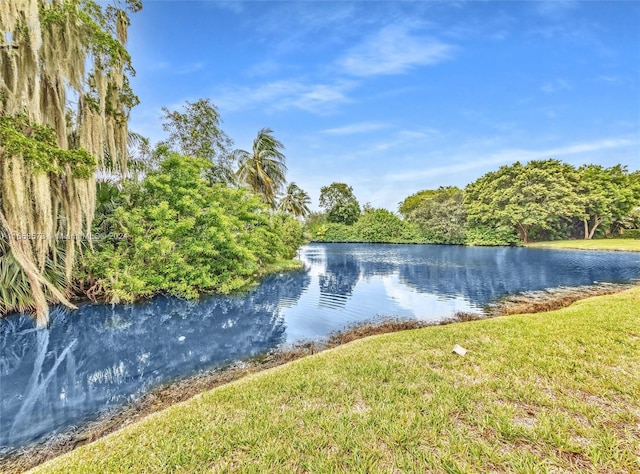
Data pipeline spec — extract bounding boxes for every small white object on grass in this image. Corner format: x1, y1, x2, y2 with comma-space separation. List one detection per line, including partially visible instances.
178, 336, 186, 342
452, 344, 467, 356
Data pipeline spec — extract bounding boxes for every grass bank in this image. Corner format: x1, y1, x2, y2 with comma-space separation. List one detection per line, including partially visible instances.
526, 238, 640, 252
32, 287, 640, 473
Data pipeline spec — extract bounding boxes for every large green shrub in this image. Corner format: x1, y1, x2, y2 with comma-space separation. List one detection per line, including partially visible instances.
619, 229, 640, 239
353, 209, 420, 243
464, 225, 519, 246
313, 223, 357, 242
401, 186, 467, 244
272, 214, 306, 258
83, 154, 300, 303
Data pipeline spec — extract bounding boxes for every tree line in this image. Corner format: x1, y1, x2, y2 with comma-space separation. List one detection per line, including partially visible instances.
308, 160, 640, 245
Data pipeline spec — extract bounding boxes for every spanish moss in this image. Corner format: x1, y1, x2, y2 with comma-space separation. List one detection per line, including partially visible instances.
0, 0, 140, 326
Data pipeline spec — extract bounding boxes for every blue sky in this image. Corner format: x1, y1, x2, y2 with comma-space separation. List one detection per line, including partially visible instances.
127, 0, 640, 211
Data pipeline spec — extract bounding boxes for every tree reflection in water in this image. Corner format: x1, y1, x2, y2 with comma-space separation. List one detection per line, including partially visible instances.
319, 253, 361, 308
0, 270, 310, 451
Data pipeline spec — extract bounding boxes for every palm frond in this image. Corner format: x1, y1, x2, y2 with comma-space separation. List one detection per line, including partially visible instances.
234, 128, 287, 208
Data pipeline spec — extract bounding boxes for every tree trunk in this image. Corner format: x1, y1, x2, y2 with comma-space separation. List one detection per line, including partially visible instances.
517, 223, 529, 243
584, 218, 589, 240
584, 215, 603, 240
588, 215, 602, 240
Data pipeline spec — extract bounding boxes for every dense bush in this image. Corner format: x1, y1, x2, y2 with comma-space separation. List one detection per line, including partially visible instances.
353, 209, 421, 243
309, 209, 421, 243
619, 229, 640, 239
464, 225, 519, 246
272, 214, 306, 258
83, 154, 301, 303
313, 223, 357, 242
402, 186, 467, 244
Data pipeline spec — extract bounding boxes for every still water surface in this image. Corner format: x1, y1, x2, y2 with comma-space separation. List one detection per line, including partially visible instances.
2, 243, 639, 451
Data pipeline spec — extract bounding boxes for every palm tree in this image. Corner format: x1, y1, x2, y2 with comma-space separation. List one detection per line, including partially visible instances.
233, 128, 287, 208
279, 183, 311, 218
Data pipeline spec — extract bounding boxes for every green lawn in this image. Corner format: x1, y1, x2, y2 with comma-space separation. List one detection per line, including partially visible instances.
526, 238, 640, 252
33, 288, 640, 473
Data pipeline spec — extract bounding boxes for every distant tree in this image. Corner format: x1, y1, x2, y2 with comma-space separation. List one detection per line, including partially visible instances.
319, 182, 361, 225
398, 190, 436, 218
160, 99, 235, 183
577, 164, 639, 239
401, 186, 467, 244
465, 159, 581, 243
278, 183, 311, 218
234, 128, 288, 208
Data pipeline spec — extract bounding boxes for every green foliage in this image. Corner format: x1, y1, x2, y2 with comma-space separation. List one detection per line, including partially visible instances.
93, 181, 128, 235
0, 240, 68, 316
619, 206, 640, 232
303, 212, 327, 240
398, 189, 439, 217
234, 128, 288, 208
0, 115, 96, 178
304, 211, 327, 227
160, 99, 235, 184
465, 159, 582, 243
577, 165, 640, 239
404, 186, 467, 244
278, 182, 311, 218
619, 229, 640, 239
353, 208, 420, 243
272, 214, 306, 257
314, 223, 357, 242
309, 209, 420, 243
83, 154, 300, 303
319, 182, 360, 225
464, 225, 519, 246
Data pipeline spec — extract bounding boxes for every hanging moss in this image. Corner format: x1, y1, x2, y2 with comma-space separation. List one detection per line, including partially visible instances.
0, 0, 140, 326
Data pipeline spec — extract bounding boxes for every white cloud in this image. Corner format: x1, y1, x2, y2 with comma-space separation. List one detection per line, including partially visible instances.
320, 122, 390, 135
534, 0, 579, 19
541, 78, 571, 94
215, 79, 356, 114
246, 59, 282, 77
148, 61, 205, 76
386, 137, 633, 183
338, 23, 454, 77
597, 75, 626, 85
382, 274, 478, 319
211, 1, 245, 14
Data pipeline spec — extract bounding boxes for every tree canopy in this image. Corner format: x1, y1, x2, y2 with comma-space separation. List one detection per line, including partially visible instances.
160, 99, 235, 184
465, 159, 582, 243
279, 183, 311, 218
401, 186, 467, 244
234, 128, 287, 208
84, 154, 302, 303
577, 164, 639, 239
319, 182, 361, 225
